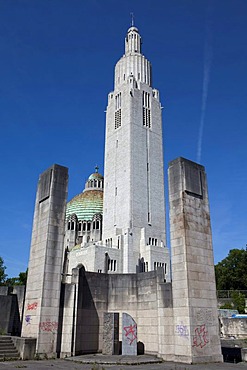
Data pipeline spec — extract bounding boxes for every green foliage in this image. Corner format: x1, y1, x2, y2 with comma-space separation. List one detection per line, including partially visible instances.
0, 257, 7, 285
5, 269, 28, 286
231, 291, 246, 314
220, 302, 233, 310
215, 248, 247, 290
0, 256, 28, 286
220, 293, 246, 313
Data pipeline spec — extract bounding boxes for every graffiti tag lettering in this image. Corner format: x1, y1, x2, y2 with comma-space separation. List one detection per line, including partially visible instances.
175, 322, 189, 339
192, 324, 209, 348
39, 321, 58, 332
27, 302, 38, 310
123, 324, 137, 345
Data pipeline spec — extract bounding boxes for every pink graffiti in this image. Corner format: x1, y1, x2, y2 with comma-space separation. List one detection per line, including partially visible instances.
39, 321, 58, 332
123, 324, 137, 345
192, 324, 209, 348
27, 302, 38, 310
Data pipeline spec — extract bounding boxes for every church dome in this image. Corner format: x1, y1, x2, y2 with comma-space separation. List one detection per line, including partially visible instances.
66, 190, 103, 221
66, 167, 104, 221
88, 172, 103, 181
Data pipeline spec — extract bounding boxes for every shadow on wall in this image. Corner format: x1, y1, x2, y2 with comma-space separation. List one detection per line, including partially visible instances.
0, 293, 21, 336
75, 266, 99, 354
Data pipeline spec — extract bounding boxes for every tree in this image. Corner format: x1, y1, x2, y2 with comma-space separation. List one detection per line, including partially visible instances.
215, 248, 247, 291
4, 269, 28, 287
0, 257, 7, 284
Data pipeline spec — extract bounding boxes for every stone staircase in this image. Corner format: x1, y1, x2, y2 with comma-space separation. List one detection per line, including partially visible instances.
0, 336, 19, 360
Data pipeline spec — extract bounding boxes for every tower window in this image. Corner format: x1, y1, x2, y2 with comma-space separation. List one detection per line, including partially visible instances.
115, 110, 121, 129
108, 258, 117, 271
143, 91, 151, 128
115, 93, 122, 129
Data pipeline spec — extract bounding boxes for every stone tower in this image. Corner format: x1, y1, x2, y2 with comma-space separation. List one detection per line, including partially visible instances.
103, 26, 169, 277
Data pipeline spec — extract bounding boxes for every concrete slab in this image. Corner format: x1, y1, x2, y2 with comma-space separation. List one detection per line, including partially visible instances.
0, 358, 247, 370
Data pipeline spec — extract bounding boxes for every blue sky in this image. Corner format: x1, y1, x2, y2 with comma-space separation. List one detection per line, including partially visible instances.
0, 0, 246, 277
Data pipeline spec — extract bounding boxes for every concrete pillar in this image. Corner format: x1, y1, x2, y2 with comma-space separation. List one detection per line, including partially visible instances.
22, 164, 68, 358
168, 157, 222, 364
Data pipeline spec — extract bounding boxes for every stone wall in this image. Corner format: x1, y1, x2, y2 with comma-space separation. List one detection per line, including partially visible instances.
60, 267, 172, 357
221, 318, 247, 339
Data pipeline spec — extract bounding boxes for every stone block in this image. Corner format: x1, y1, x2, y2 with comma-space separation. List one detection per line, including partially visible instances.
102, 312, 119, 355
122, 312, 137, 355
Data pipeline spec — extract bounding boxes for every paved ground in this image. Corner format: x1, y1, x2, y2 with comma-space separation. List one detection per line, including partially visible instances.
0, 355, 247, 370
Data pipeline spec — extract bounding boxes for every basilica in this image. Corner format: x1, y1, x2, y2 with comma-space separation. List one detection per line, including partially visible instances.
21, 23, 222, 364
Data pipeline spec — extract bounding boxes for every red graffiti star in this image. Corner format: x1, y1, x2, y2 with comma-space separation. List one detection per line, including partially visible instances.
123, 324, 137, 345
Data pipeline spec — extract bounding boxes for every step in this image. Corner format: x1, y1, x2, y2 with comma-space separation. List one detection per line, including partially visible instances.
0, 349, 18, 354
0, 342, 15, 347
0, 353, 19, 359
0, 337, 12, 342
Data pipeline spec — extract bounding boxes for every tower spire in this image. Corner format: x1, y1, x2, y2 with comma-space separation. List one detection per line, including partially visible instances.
130, 12, 134, 27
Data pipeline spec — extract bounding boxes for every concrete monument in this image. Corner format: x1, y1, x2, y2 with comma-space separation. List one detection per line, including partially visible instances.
21, 164, 68, 357
168, 157, 222, 363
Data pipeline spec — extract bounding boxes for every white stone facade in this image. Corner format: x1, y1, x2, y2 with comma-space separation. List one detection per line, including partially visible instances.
103, 26, 170, 278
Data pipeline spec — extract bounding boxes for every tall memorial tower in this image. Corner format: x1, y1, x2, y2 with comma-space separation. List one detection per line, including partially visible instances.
103, 25, 169, 276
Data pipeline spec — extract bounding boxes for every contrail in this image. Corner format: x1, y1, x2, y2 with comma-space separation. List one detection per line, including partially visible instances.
197, 6, 213, 164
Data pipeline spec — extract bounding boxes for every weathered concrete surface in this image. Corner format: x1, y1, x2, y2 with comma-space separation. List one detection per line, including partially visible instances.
221, 318, 247, 339
21, 164, 68, 358
102, 312, 119, 355
168, 157, 223, 364
122, 313, 137, 355
12, 336, 36, 360
1, 357, 247, 370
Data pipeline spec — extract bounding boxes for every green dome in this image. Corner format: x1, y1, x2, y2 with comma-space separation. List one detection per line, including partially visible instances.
66, 189, 103, 221
88, 172, 104, 180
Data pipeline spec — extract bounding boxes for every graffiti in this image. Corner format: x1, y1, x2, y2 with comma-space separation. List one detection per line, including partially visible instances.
39, 321, 58, 332
25, 315, 32, 325
27, 301, 38, 310
192, 324, 209, 348
175, 322, 189, 339
123, 324, 137, 345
